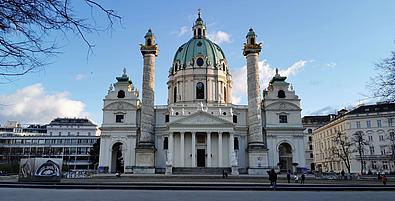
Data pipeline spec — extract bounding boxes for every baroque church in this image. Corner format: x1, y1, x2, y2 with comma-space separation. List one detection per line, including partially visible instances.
98, 12, 306, 175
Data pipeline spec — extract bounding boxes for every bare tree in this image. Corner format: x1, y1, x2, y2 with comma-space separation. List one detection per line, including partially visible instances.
0, 0, 121, 79
352, 131, 369, 174
369, 50, 395, 102
331, 131, 353, 173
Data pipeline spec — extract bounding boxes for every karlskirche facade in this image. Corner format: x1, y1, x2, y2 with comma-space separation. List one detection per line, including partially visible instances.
98, 13, 306, 174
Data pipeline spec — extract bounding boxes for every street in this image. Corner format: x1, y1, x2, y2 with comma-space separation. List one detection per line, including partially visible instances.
0, 188, 394, 201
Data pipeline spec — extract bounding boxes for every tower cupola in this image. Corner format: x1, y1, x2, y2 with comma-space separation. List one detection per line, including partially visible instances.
193, 9, 206, 38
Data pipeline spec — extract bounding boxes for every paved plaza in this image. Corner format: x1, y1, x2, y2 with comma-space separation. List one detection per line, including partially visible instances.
1, 188, 395, 201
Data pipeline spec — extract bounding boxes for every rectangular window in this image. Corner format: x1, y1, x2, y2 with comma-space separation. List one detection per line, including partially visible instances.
279, 115, 287, 123
310, 153, 314, 158
165, 114, 169, 123
163, 137, 168, 150
367, 120, 371, 128
116, 114, 124, 123
370, 146, 375, 155
368, 136, 373, 141
356, 121, 361, 128
380, 146, 386, 155
309, 144, 313, 150
308, 136, 312, 142
371, 161, 377, 169
234, 137, 239, 150
377, 120, 382, 127
233, 115, 238, 123
383, 161, 388, 170
379, 135, 384, 141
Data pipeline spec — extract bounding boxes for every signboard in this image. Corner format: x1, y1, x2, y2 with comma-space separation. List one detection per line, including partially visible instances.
19, 158, 63, 182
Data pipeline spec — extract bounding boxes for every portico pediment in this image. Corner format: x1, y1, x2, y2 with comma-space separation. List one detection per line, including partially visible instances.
168, 111, 233, 127
265, 101, 301, 111
104, 101, 137, 110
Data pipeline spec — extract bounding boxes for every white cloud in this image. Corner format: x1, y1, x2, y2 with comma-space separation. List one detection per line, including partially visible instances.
177, 26, 189, 37
326, 62, 337, 68
207, 31, 231, 44
75, 73, 87, 80
0, 84, 90, 125
231, 60, 310, 104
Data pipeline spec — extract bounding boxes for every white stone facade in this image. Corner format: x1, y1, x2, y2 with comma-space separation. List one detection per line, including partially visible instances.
313, 103, 395, 174
98, 13, 306, 174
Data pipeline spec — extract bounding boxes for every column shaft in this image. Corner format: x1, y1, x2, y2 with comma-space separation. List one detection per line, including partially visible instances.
169, 132, 174, 164
180, 132, 185, 167
218, 133, 223, 167
229, 133, 234, 166
191, 132, 196, 167
207, 133, 211, 167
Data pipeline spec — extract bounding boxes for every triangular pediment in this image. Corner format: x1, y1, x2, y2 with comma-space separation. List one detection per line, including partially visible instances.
168, 111, 233, 127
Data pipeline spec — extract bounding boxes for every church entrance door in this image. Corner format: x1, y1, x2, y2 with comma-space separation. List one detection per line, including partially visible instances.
197, 149, 206, 167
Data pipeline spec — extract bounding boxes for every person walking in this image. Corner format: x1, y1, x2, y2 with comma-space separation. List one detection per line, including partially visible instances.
381, 175, 388, 185
287, 170, 291, 183
341, 170, 345, 180
301, 173, 306, 184
269, 169, 277, 190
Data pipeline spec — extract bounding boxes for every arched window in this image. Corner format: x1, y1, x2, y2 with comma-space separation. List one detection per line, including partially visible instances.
173, 86, 177, 103
117, 90, 125, 98
175, 63, 178, 71
196, 82, 204, 99
223, 87, 227, 102
147, 38, 152, 46
250, 38, 255, 44
278, 90, 286, 98
223, 63, 226, 71
198, 28, 202, 37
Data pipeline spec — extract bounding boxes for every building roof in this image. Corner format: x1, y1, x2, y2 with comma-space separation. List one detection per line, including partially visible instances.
48, 118, 96, 127
347, 102, 395, 115
302, 115, 333, 125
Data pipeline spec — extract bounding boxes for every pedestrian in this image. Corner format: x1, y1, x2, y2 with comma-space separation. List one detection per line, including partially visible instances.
293, 174, 299, 183
287, 170, 291, 183
377, 172, 382, 182
268, 169, 277, 190
381, 175, 388, 185
301, 173, 305, 184
341, 170, 345, 180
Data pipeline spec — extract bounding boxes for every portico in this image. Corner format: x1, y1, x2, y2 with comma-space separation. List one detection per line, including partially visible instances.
167, 131, 235, 168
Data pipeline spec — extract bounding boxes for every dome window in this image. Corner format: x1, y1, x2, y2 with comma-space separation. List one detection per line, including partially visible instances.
278, 90, 286, 98
117, 90, 125, 98
197, 41, 203, 47
196, 58, 204, 67
198, 28, 202, 37
196, 82, 204, 99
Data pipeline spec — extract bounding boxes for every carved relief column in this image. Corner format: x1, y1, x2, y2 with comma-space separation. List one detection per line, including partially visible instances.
180, 132, 185, 167
229, 132, 234, 166
218, 132, 223, 167
191, 132, 196, 167
207, 132, 212, 167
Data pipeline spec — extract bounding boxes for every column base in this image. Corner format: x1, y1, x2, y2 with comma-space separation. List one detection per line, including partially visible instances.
247, 144, 269, 175
134, 145, 156, 174
165, 165, 173, 175
231, 166, 239, 175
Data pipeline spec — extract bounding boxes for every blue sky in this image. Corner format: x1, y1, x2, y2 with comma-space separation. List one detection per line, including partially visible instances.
1, 0, 395, 125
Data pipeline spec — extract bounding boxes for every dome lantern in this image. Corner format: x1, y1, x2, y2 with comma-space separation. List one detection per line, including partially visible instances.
193, 9, 206, 38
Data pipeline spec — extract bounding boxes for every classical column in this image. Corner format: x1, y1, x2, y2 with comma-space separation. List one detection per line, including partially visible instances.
169, 132, 174, 163
243, 28, 268, 175
207, 133, 212, 167
191, 132, 196, 167
229, 132, 234, 165
135, 29, 159, 174
180, 132, 185, 167
218, 132, 223, 167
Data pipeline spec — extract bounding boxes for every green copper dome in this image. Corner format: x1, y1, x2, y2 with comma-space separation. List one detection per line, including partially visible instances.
172, 38, 226, 70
